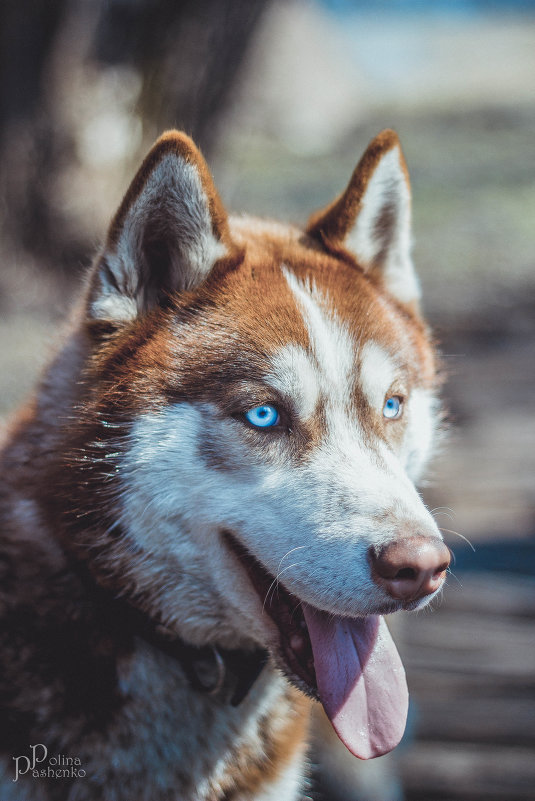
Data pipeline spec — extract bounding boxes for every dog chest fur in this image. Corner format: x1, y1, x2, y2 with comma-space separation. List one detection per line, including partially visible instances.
0, 496, 309, 800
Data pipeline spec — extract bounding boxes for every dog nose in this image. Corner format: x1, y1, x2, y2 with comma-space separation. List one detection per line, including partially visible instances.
370, 535, 451, 602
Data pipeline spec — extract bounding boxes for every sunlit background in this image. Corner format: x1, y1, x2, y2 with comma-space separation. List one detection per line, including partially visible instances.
1, 1, 534, 799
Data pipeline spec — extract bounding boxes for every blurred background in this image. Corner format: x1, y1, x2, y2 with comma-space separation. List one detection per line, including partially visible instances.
1, 0, 534, 799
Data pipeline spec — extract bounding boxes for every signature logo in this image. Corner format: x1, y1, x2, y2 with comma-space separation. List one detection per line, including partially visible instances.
13, 744, 86, 782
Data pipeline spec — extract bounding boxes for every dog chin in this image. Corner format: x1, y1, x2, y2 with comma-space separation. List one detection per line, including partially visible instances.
404, 589, 442, 612
372, 588, 442, 616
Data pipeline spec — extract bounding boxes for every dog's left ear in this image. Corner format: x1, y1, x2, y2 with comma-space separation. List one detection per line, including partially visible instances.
307, 130, 419, 306
88, 131, 237, 322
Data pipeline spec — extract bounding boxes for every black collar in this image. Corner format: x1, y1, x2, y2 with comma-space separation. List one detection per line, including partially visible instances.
136, 618, 268, 706
108, 590, 268, 706
71, 559, 268, 706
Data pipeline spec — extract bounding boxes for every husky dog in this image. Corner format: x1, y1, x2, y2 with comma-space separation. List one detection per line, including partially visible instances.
0, 130, 450, 800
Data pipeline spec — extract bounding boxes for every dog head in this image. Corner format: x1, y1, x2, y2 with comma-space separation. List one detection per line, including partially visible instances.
58, 130, 449, 759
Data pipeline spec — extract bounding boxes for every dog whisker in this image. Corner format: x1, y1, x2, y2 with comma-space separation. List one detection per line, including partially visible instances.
276, 546, 306, 576
263, 563, 300, 614
439, 527, 476, 552
446, 568, 463, 588
430, 506, 456, 521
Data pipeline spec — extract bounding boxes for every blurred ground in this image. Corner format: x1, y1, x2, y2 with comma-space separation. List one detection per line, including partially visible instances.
1, 3, 534, 800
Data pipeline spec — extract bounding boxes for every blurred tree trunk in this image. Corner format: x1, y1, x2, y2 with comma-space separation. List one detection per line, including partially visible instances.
0, 0, 70, 265
0, 0, 270, 272
93, 0, 268, 157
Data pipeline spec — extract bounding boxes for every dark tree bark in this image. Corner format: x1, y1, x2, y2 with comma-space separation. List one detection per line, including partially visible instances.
0, 0, 71, 264
93, 0, 268, 156
0, 0, 270, 271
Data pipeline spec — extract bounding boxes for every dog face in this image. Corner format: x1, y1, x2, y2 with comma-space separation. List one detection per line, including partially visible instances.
56, 131, 448, 759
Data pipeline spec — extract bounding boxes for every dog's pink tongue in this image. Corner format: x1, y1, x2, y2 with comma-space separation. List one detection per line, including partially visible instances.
302, 606, 408, 760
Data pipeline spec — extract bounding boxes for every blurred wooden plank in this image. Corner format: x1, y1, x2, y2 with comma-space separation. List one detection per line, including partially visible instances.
407, 668, 535, 696
404, 610, 535, 648
401, 606, 535, 680
402, 743, 535, 801
399, 570, 535, 800
405, 651, 535, 680
412, 697, 535, 744
440, 573, 535, 616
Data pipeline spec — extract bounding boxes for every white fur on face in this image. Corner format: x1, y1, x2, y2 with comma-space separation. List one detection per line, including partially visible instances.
282, 268, 355, 409
401, 388, 437, 483
281, 269, 436, 482
359, 341, 398, 411
115, 269, 440, 652
264, 344, 320, 421
119, 404, 279, 649
120, 392, 439, 652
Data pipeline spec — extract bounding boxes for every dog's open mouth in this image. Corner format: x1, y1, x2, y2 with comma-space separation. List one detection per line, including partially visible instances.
223, 530, 317, 692
223, 530, 409, 760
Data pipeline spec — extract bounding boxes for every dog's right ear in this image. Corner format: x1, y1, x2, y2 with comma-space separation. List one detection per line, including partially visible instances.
88, 131, 237, 322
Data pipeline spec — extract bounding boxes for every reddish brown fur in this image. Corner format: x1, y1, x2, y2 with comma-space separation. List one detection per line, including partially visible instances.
107, 131, 236, 256
218, 690, 310, 800
307, 130, 408, 257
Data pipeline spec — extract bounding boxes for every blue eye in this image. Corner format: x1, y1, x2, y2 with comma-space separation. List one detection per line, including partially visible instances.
383, 396, 403, 419
245, 405, 280, 429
